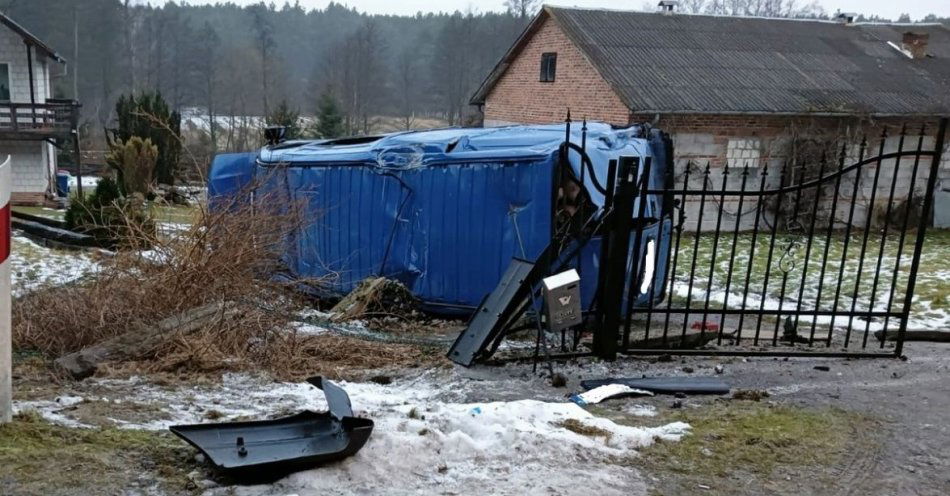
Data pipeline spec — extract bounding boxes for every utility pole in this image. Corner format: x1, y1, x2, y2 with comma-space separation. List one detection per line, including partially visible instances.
0, 156, 12, 423
72, 5, 83, 198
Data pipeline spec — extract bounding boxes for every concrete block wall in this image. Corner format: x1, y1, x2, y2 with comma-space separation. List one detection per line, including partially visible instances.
637, 114, 948, 232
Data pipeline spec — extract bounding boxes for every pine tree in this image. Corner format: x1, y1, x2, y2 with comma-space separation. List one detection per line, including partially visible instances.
315, 90, 345, 139
114, 92, 182, 186
265, 99, 302, 138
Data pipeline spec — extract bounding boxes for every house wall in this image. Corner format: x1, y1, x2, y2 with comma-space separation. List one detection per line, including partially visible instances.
482, 17, 629, 126
0, 24, 55, 204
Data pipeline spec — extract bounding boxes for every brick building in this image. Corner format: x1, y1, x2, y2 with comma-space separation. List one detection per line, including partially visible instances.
0, 12, 78, 205
470, 6, 950, 228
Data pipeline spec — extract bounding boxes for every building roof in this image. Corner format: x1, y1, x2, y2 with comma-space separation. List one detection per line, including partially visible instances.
0, 11, 66, 64
471, 7, 950, 116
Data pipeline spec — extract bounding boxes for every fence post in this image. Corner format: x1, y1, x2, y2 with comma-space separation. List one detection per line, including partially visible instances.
895, 117, 947, 357
0, 156, 12, 423
593, 156, 638, 360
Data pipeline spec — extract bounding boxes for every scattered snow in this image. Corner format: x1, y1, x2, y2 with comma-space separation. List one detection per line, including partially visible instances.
15, 371, 689, 495
10, 235, 101, 296
624, 404, 659, 417
13, 395, 92, 429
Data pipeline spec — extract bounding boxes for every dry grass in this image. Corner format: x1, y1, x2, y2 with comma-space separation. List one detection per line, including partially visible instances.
556, 418, 614, 444
12, 179, 328, 377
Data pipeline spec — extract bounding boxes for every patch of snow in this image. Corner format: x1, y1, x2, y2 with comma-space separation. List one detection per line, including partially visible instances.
12, 395, 92, 428
36, 372, 689, 495
10, 235, 101, 296
288, 322, 329, 336
624, 404, 658, 417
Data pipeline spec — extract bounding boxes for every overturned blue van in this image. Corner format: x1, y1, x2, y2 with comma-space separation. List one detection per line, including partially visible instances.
208, 123, 672, 315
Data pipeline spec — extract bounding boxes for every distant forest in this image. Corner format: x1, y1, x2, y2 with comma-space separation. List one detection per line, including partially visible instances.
2, 1, 948, 137
0, 0, 530, 136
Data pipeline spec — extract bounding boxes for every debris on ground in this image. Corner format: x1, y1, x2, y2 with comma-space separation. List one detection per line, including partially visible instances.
55, 302, 237, 379
731, 389, 771, 401
581, 377, 730, 396
170, 377, 373, 482
330, 277, 418, 323
813, 365, 831, 372
570, 384, 653, 406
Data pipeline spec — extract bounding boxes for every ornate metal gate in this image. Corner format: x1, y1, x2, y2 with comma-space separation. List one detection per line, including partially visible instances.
611, 118, 948, 358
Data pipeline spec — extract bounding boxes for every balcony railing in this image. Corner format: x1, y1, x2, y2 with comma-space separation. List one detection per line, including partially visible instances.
0, 99, 79, 140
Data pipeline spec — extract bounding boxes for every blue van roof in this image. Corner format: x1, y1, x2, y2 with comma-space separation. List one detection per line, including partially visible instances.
259, 122, 647, 168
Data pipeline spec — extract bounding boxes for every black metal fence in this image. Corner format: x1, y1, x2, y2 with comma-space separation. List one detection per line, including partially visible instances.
593, 118, 947, 359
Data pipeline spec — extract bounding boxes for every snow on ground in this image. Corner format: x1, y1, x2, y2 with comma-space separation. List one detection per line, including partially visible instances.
10, 235, 102, 296
15, 371, 689, 495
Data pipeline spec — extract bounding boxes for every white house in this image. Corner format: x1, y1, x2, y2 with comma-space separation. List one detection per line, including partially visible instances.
0, 12, 78, 206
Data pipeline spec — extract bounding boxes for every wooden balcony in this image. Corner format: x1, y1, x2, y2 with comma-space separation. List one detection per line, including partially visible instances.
0, 99, 79, 141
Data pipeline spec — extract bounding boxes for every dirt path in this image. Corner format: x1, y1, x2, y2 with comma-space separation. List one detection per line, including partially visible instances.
7, 342, 950, 495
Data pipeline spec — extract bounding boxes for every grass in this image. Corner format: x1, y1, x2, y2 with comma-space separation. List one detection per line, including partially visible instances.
151, 204, 201, 227
0, 411, 194, 495
593, 400, 872, 495
556, 418, 614, 444
663, 229, 950, 329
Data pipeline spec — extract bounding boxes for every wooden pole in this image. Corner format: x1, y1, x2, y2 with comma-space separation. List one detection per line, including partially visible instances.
25, 42, 36, 125
0, 156, 12, 423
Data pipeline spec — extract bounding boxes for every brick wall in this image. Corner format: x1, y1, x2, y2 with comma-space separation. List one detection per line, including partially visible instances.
483, 17, 629, 126
0, 24, 55, 203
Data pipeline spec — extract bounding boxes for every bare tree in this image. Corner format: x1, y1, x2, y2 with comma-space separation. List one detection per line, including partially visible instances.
396, 47, 418, 130
249, 3, 276, 116
504, 0, 539, 20
682, 0, 707, 14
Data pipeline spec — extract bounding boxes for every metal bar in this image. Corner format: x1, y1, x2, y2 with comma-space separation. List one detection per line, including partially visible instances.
641, 169, 670, 345
791, 152, 827, 341
846, 128, 888, 348
623, 157, 651, 348
26, 42, 37, 126
660, 166, 690, 347
753, 162, 787, 346
635, 308, 900, 317
592, 159, 618, 320
593, 157, 637, 360
717, 165, 749, 344
880, 125, 927, 348
645, 150, 934, 197
771, 165, 805, 346
894, 117, 948, 356
863, 126, 906, 347
829, 138, 867, 346
735, 165, 769, 344
680, 163, 711, 341
699, 165, 729, 342
619, 349, 896, 359
809, 143, 847, 346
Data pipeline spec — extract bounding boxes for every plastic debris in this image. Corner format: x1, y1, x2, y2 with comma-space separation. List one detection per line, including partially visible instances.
570, 384, 653, 406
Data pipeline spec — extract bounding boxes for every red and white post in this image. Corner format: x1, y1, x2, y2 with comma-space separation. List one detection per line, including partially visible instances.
0, 156, 11, 423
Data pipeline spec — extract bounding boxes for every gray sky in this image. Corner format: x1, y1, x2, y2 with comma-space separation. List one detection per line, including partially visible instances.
181, 0, 950, 20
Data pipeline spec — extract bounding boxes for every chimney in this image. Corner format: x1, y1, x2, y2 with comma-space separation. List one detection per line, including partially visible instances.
657, 1, 677, 14
834, 12, 856, 25
902, 32, 930, 59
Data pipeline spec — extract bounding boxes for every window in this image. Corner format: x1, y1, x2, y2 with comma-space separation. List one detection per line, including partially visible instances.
540, 52, 557, 82
726, 138, 762, 169
0, 64, 9, 101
